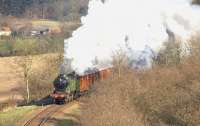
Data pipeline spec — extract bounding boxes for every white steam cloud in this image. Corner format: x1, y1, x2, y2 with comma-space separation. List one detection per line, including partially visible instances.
65, 0, 200, 74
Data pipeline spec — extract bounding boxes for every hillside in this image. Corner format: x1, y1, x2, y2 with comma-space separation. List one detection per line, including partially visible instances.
0, 0, 89, 21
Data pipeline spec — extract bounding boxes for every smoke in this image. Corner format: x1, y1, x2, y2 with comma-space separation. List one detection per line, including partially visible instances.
64, 0, 200, 74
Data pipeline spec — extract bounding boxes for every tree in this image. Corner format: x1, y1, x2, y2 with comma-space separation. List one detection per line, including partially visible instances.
112, 48, 128, 78
155, 36, 182, 66
19, 55, 32, 103
27, 53, 63, 100
16, 39, 35, 103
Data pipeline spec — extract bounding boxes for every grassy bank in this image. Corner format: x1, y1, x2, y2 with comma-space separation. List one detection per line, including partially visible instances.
0, 106, 37, 126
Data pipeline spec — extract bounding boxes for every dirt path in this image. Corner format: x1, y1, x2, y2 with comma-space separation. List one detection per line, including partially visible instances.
0, 56, 23, 103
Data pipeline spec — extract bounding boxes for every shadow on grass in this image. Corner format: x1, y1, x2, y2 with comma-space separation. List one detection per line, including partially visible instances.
18, 95, 55, 107
47, 113, 80, 126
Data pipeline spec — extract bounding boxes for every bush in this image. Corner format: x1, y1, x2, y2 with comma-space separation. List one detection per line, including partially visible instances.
134, 65, 200, 126
81, 69, 146, 126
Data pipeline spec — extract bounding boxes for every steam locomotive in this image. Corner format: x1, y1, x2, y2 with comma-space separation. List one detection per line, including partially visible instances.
50, 67, 112, 104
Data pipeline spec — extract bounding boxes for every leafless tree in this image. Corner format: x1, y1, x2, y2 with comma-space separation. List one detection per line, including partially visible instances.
112, 48, 129, 77
15, 39, 36, 103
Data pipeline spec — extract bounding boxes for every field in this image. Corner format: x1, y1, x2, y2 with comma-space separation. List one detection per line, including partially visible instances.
0, 56, 23, 103
31, 20, 61, 27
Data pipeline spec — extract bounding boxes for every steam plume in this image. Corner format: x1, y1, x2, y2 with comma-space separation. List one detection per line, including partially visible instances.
64, 0, 200, 74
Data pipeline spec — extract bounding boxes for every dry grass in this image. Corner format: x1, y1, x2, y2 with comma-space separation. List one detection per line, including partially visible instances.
0, 56, 23, 103
134, 64, 200, 126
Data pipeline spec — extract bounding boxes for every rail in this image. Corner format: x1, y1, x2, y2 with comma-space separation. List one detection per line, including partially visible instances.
23, 105, 63, 126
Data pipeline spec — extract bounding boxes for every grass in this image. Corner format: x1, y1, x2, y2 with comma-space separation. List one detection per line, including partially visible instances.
32, 20, 61, 27
0, 41, 11, 52
57, 119, 73, 126
0, 106, 37, 126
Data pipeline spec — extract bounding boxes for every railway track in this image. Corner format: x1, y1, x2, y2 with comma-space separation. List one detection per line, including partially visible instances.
23, 104, 63, 126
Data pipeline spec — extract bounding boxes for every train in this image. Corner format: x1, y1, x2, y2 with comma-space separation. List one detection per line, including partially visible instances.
50, 67, 112, 104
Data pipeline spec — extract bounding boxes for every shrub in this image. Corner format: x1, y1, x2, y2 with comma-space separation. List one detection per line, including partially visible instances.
81, 68, 146, 126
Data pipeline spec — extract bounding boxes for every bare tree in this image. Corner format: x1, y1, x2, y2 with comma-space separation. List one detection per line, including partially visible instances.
15, 39, 35, 103
19, 55, 32, 103
112, 48, 128, 77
